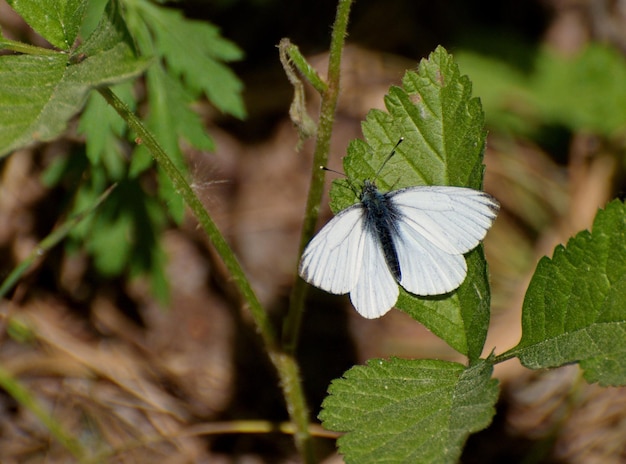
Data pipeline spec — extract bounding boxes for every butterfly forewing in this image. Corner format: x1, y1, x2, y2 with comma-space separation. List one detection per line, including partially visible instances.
389, 187, 499, 254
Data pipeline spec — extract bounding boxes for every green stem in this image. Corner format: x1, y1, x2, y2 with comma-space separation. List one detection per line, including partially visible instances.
0, 38, 59, 55
0, 364, 88, 461
98, 87, 277, 349
491, 350, 520, 365
97, 87, 317, 463
0, 185, 116, 299
283, 0, 354, 355
279, 38, 328, 94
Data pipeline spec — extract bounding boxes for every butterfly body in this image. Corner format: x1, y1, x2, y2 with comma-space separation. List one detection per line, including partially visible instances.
299, 179, 499, 319
360, 180, 402, 282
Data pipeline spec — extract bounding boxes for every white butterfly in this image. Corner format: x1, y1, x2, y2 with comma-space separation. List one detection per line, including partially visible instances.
298, 174, 499, 319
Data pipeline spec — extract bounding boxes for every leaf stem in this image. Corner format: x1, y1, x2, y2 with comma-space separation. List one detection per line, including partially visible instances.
98, 87, 277, 347
283, 0, 354, 355
97, 87, 317, 463
279, 38, 328, 94
491, 350, 519, 365
279, 38, 319, 146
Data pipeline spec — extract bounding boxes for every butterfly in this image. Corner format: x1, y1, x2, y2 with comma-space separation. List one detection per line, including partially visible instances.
298, 142, 499, 319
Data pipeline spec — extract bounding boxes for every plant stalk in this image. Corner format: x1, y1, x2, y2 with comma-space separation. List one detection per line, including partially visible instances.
283, 0, 354, 355
98, 87, 317, 463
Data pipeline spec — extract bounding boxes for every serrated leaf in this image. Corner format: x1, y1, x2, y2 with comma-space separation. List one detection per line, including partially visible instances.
0, 2, 148, 158
127, 0, 245, 119
329, 46, 490, 360
85, 180, 167, 279
320, 358, 498, 464
511, 200, 626, 386
7, 0, 87, 50
397, 247, 491, 359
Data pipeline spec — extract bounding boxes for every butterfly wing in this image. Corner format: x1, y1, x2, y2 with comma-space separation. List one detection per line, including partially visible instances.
350, 229, 399, 318
298, 205, 366, 294
299, 203, 400, 318
388, 186, 499, 295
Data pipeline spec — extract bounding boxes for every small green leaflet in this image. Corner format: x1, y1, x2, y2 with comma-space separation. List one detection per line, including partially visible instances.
320, 357, 498, 464
6, 0, 87, 50
329, 46, 490, 361
125, 0, 246, 119
511, 200, 626, 386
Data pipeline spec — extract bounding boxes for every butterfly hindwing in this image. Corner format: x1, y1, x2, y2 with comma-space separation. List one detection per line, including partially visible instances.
350, 228, 399, 318
299, 206, 366, 294
394, 219, 468, 295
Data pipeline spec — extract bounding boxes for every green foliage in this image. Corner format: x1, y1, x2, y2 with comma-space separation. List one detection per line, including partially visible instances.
508, 200, 626, 386
320, 358, 498, 463
6, 0, 87, 50
0, 0, 245, 301
532, 45, 626, 134
119, 0, 245, 225
0, 2, 148, 157
456, 43, 626, 136
329, 47, 490, 361
128, 0, 245, 118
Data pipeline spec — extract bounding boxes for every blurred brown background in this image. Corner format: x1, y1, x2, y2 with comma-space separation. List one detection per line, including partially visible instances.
1, 0, 626, 462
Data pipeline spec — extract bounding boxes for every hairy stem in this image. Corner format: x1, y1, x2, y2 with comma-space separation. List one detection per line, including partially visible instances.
98, 87, 316, 463
283, 0, 354, 355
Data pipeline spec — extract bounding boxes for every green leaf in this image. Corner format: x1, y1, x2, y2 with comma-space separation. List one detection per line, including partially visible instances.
531, 44, 626, 135
6, 0, 87, 50
0, 2, 148, 158
510, 200, 626, 386
126, 0, 246, 119
330, 46, 490, 360
78, 82, 135, 179
320, 358, 498, 464
142, 65, 190, 223
84, 180, 167, 279
397, 247, 491, 360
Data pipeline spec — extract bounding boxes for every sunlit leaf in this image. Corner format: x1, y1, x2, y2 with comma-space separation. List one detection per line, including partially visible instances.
329, 46, 490, 360
511, 200, 626, 386
320, 357, 498, 463
0, 2, 148, 157
6, 0, 87, 49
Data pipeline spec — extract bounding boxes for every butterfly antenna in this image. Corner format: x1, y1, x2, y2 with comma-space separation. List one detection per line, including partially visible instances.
321, 166, 346, 177
374, 137, 404, 180
320, 166, 359, 198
